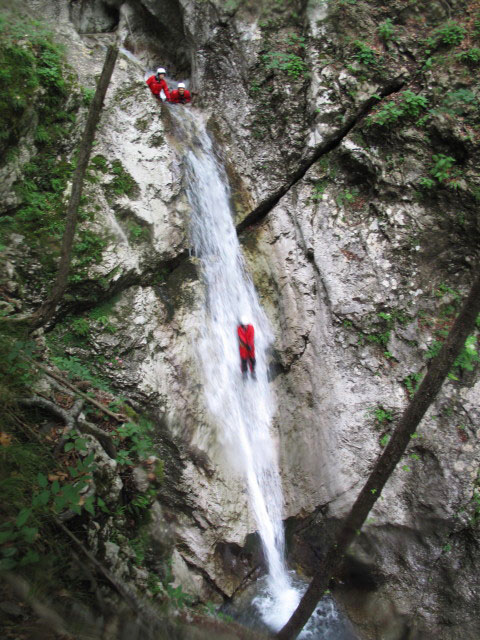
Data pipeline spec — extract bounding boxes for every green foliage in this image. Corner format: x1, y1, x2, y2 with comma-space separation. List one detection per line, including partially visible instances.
127, 221, 150, 244
167, 584, 194, 609
379, 434, 390, 447
90, 154, 109, 173
107, 160, 138, 199
354, 41, 376, 66
430, 154, 456, 182
0, 13, 81, 277
418, 177, 435, 189
0, 328, 38, 406
203, 602, 234, 623
365, 312, 394, 347
474, 14, 480, 39
51, 355, 111, 391
114, 418, 156, 465
404, 372, 423, 397
259, 29, 309, 80
456, 47, 480, 66
426, 22, 465, 50
371, 405, 394, 424
70, 317, 90, 337
401, 90, 428, 116
436, 282, 461, 303
0, 14, 69, 154
426, 340, 442, 360
262, 51, 308, 78
82, 87, 95, 106
369, 101, 403, 126
134, 117, 149, 132
450, 335, 480, 376
336, 188, 358, 207
440, 89, 477, 116
70, 228, 108, 282
368, 91, 428, 127
129, 530, 150, 565
0, 432, 97, 571
378, 19, 395, 42
311, 180, 327, 201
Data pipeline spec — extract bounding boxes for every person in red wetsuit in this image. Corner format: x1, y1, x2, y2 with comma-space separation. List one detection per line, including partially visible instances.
146, 67, 171, 102
169, 82, 192, 104
237, 316, 256, 379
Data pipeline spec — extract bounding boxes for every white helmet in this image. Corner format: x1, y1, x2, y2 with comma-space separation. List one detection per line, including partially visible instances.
240, 315, 249, 326
156, 67, 166, 74
177, 82, 185, 88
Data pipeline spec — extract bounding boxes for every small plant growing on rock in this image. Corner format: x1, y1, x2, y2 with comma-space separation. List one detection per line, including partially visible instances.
401, 90, 428, 117
371, 405, 394, 425
431, 154, 456, 182
378, 19, 395, 42
368, 91, 428, 126
418, 177, 435, 189
336, 188, 358, 207
449, 335, 480, 378
426, 21, 466, 50
354, 41, 377, 65
262, 51, 308, 79
404, 372, 423, 397
82, 87, 95, 106
456, 47, 480, 66
108, 160, 138, 198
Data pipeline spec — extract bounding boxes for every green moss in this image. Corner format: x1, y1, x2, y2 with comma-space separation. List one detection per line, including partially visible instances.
134, 117, 150, 132
106, 160, 138, 200
0, 13, 81, 282
149, 133, 165, 147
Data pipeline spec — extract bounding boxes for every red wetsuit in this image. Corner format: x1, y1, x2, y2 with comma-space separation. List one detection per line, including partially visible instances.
237, 324, 255, 374
146, 75, 171, 101
169, 88, 192, 104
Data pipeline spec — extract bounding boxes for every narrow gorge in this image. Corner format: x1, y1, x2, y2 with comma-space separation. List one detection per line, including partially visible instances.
1, 1, 479, 639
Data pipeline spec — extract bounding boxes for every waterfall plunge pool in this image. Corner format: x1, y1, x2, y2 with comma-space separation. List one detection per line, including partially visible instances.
224, 572, 358, 640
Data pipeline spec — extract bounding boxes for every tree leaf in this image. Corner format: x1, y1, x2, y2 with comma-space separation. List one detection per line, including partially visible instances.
16, 508, 32, 527
37, 472, 48, 488
38, 489, 50, 506
21, 527, 38, 543
84, 496, 95, 515
19, 550, 40, 566
0, 530, 16, 544
54, 495, 67, 511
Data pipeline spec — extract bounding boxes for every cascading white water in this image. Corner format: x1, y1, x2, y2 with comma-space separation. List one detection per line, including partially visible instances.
169, 106, 299, 626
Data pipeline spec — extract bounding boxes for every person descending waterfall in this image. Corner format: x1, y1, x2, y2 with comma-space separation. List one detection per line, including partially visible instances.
237, 317, 256, 379
146, 67, 171, 102
170, 82, 192, 104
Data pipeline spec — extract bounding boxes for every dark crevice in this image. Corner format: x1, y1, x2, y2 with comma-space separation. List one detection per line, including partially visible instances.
268, 333, 309, 379
179, 553, 231, 601
227, 562, 262, 601
236, 76, 406, 234
42, 249, 190, 333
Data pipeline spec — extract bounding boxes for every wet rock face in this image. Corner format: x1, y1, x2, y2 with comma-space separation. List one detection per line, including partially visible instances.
69, 0, 120, 33
6, 0, 480, 635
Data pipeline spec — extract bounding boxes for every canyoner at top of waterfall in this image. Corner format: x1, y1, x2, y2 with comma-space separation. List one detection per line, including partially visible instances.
146, 67, 191, 104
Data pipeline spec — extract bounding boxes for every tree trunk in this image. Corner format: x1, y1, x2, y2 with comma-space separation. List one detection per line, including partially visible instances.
277, 269, 480, 640
31, 45, 118, 328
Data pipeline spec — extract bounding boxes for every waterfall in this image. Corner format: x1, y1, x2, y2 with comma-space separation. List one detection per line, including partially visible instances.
169, 107, 299, 627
